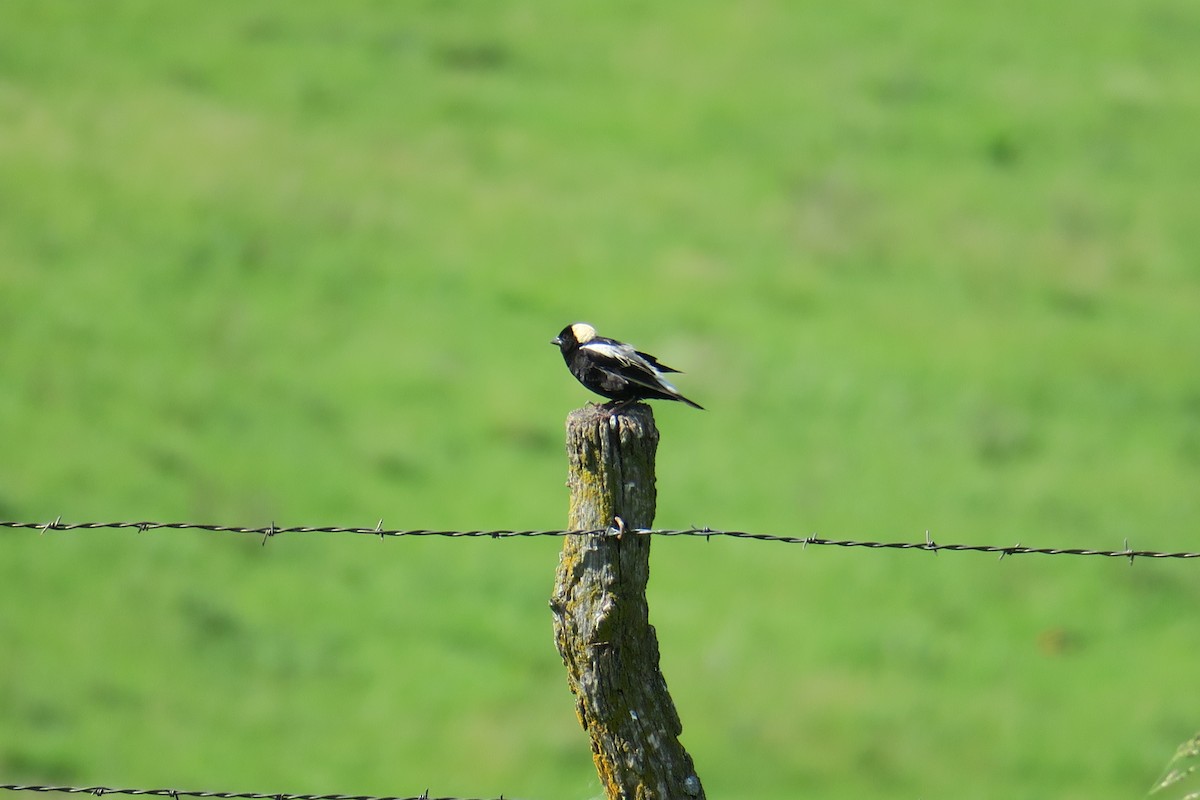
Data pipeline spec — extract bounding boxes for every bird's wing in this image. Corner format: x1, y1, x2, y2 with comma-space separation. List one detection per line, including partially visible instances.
580, 339, 657, 373
635, 350, 681, 373
580, 339, 685, 395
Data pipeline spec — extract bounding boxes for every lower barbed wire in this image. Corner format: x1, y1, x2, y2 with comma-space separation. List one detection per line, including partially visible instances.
0, 785, 500, 800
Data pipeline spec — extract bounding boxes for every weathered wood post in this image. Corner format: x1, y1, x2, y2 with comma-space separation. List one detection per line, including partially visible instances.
549, 403, 706, 800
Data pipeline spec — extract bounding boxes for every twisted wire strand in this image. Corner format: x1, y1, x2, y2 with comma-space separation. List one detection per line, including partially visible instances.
2, 519, 1197, 561
0, 785, 503, 800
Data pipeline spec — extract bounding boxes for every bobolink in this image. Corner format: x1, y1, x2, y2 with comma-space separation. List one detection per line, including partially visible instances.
551, 323, 704, 410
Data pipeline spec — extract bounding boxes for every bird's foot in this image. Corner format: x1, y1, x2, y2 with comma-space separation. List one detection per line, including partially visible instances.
602, 399, 639, 417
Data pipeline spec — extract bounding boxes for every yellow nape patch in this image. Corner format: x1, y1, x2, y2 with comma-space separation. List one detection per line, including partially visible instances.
570, 322, 598, 343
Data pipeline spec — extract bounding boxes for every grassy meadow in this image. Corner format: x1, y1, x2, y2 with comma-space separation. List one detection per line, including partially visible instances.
2, 1, 1199, 798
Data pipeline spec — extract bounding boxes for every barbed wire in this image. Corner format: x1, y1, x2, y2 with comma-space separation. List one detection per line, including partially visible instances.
2, 518, 1198, 562
0, 785, 504, 800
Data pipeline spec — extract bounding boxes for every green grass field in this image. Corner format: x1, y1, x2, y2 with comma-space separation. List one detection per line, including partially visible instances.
2, 2, 1199, 798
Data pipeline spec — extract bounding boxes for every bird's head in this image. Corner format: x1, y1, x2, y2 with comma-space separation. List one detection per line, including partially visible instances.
551, 322, 597, 351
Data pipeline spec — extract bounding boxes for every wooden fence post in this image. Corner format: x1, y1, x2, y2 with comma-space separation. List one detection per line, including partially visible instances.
549, 403, 706, 800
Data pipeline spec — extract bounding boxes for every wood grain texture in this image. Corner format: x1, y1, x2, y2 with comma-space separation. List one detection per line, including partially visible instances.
550, 403, 705, 800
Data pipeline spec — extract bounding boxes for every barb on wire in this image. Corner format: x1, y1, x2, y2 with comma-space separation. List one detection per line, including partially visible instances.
0, 784, 503, 800
2, 520, 1199, 561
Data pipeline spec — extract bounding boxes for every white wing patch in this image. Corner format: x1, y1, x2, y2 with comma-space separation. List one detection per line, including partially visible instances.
580, 340, 683, 393
580, 340, 650, 369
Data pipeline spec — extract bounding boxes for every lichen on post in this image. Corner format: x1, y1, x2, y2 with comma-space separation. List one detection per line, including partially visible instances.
549, 403, 706, 800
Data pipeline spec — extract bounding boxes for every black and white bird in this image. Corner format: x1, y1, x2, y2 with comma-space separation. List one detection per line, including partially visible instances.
551, 322, 704, 410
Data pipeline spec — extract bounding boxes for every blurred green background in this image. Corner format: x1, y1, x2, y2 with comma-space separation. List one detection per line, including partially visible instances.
2, 1, 1199, 798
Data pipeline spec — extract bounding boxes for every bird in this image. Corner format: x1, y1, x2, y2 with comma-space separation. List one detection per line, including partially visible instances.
551, 322, 704, 410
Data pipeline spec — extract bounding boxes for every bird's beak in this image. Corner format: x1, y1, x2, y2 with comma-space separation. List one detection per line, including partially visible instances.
550, 336, 562, 346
